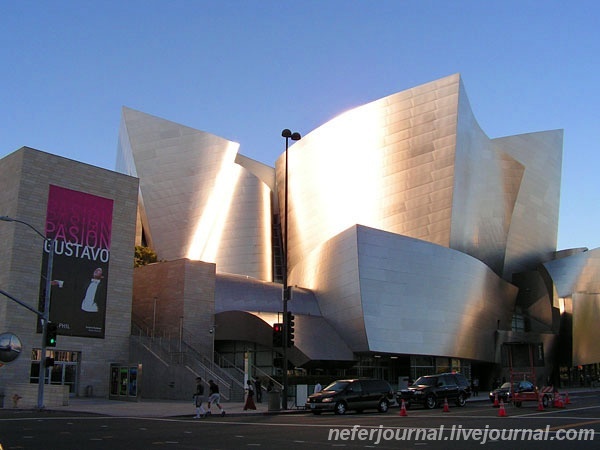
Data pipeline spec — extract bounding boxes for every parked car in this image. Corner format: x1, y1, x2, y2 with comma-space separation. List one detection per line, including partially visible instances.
489, 380, 544, 407
397, 373, 471, 409
305, 379, 395, 415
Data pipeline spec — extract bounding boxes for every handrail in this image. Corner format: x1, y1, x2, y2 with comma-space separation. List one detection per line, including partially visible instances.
131, 313, 281, 395
130, 326, 237, 400
131, 317, 244, 394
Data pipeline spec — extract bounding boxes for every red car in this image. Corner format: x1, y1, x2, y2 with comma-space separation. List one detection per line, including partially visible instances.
489, 380, 549, 407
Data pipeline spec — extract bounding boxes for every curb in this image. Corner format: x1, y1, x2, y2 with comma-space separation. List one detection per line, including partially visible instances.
171, 409, 308, 419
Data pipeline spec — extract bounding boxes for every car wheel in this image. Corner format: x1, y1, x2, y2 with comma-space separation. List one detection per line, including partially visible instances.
455, 393, 467, 407
377, 399, 389, 413
334, 401, 347, 415
425, 394, 437, 409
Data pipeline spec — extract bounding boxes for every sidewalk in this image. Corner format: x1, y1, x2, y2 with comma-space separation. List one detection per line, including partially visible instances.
46, 396, 306, 418
29, 392, 527, 417
8, 386, 596, 419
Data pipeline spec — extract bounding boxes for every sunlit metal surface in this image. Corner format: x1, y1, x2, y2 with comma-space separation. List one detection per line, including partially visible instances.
117, 107, 273, 280
495, 130, 563, 278
277, 74, 563, 283
542, 248, 600, 365
121, 74, 583, 369
214, 273, 321, 316
292, 224, 517, 362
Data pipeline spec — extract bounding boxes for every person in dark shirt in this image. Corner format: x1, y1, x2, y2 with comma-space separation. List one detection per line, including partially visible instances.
254, 378, 263, 403
193, 377, 207, 418
206, 379, 226, 416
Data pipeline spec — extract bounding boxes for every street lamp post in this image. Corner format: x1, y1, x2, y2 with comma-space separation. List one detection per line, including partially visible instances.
209, 324, 217, 371
280, 128, 301, 410
0, 216, 54, 410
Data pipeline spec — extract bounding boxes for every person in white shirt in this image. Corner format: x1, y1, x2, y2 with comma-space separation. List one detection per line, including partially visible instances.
81, 268, 104, 312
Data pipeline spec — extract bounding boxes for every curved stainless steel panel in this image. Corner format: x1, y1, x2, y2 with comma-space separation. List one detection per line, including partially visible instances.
117, 107, 273, 280
292, 225, 517, 362
120, 73, 575, 370
215, 272, 321, 316
543, 248, 600, 297
278, 74, 461, 278
497, 130, 563, 277
543, 248, 600, 365
277, 74, 563, 282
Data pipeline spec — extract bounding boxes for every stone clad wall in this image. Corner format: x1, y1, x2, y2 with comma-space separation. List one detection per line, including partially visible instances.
3, 383, 69, 408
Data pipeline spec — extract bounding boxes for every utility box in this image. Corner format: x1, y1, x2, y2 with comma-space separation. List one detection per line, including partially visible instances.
268, 390, 281, 411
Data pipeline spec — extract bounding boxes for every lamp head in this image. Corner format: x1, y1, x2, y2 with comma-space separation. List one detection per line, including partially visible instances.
291, 132, 301, 141
281, 129, 292, 138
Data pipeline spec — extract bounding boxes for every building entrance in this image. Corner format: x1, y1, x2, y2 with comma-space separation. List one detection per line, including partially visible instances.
109, 364, 141, 401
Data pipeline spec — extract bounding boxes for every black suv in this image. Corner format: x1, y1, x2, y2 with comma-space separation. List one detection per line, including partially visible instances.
306, 379, 395, 415
398, 373, 471, 409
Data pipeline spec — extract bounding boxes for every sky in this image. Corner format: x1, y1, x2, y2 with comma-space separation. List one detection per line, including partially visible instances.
1, 0, 599, 251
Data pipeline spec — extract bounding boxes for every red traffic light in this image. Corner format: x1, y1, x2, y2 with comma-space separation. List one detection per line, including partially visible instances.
272, 323, 284, 347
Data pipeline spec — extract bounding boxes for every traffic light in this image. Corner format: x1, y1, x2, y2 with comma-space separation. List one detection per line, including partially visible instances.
46, 322, 57, 347
272, 323, 283, 347
286, 312, 295, 348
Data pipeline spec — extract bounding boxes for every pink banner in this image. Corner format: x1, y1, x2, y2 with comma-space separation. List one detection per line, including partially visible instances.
41, 185, 114, 338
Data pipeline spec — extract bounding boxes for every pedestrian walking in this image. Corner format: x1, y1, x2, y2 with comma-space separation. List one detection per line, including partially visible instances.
472, 377, 479, 396
192, 377, 207, 418
243, 380, 257, 410
314, 381, 322, 393
206, 379, 226, 416
254, 377, 263, 403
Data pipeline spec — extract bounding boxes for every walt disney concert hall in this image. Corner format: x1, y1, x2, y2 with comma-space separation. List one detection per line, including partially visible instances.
118, 73, 600, 396
5, 73, 600, 406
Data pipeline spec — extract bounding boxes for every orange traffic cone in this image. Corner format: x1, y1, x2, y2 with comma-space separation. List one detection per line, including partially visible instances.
399, 399, 408, 416
493, 393, 499, 407
565, 392, 571, 405
554, 392, 565, 408
498, 399, 507, 417
443, 397, 450, 412
537, 394, 544, 411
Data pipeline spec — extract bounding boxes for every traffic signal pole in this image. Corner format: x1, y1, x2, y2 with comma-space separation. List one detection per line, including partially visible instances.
282, 287, 289, 409
37, 239, 54, 409
0, 216, 54, 409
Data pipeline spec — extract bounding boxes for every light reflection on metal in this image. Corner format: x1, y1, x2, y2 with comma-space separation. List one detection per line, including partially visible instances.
279, 74, 562, 287
118, 74, 579, 369
296, 225, 517, 361
188, 150, 241, 261
118, 107, 273, 280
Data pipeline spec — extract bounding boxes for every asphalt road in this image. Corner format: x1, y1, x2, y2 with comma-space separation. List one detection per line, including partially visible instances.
1, 392, 599, 449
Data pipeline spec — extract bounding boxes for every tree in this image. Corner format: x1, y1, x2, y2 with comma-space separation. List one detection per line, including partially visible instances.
134, 245, 158, 267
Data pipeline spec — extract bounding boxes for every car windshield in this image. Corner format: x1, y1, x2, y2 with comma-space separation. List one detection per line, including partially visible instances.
500, 382, 512, 389
322, 381, 350, 392
413, 376, 437, 387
